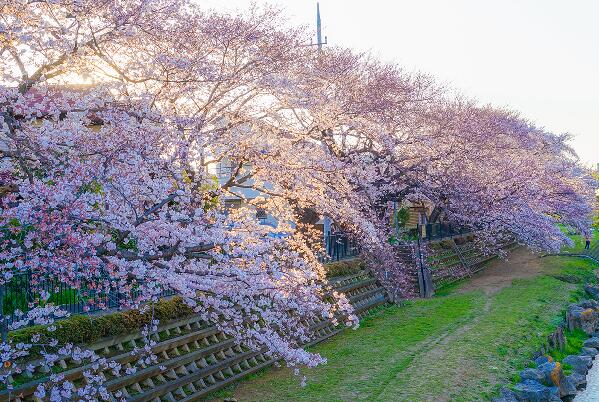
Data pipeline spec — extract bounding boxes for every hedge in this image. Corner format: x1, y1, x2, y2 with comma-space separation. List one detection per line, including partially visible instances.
324, 258, 366, 278
10, 297, 194, 348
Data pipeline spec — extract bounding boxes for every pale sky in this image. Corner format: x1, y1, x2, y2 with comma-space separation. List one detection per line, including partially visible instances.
202, 0, 598, 166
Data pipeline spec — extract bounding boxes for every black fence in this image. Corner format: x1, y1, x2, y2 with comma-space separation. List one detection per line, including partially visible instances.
418, 223, 470, 242
1, 232, 359, 330
0, 272, 175, 329
0, 230, 363, 332
319, 232, 360, 262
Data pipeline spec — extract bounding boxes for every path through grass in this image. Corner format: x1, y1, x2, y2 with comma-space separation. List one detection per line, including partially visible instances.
209, 250, 597, 401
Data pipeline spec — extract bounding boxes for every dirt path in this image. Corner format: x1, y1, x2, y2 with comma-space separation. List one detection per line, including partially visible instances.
373, 249, 566, 401
372, 294, 494, 401
456, 247, 544, 295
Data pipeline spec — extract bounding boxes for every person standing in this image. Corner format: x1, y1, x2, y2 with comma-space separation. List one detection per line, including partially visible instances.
585, 233, 591, 250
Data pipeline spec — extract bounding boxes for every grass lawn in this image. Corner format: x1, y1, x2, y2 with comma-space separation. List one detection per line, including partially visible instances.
208, 249, 598, 401
561, 225, 599, 252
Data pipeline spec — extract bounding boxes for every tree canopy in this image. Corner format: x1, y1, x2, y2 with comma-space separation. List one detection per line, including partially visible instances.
0, 0, 594, 397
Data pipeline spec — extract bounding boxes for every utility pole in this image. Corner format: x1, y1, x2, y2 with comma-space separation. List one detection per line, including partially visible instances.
316, 2, 333, 254
313, 2, 328, 50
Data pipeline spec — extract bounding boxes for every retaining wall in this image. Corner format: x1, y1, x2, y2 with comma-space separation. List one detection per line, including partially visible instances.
427, 237, 519, 289
1, 269, 388, 402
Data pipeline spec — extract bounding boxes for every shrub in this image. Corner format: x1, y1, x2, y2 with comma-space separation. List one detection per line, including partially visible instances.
548, 328, 587, 362
9, 297, 194, 348
324, 258, 366, 278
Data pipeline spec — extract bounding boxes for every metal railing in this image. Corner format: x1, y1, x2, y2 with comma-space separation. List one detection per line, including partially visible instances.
1, 232, 360, 331
0, 271, 175, 331
418, 223, 470, 242
319, 232, 360, 262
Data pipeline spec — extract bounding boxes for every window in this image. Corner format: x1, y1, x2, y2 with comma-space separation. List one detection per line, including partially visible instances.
255, 207, 267, 220
224, 199, 242, 212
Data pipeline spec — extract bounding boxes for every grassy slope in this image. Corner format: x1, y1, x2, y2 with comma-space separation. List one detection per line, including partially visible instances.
209, 255, 597, 401
561, 226, 599, 252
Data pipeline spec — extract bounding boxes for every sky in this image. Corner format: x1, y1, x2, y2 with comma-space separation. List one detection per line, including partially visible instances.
201, 0, 598, 167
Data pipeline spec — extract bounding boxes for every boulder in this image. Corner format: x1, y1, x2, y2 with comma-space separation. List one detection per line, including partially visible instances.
584, 337, 599, 349
569, 372, 587, 389
580, 346, 599, 357
513, 380, 560, 402
566, 302, 599, 334
549, 387, 561, 401
585, 284, 599, 300
558, 374, 578, 398
534, 360, 570, 397
579, 299, 599, 309
546, 327, 566, 351
520, 368, 546, 383
537, 362, 558, 386
562, 354, 593, 375
534, 356, 551, 367
492, 388, 519, 402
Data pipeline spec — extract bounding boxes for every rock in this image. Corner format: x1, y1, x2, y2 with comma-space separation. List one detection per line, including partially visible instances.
585, 284, 599, 300
554, 274, 582, 283
534, 356, 551, 367
578, 299, 599, 309
580, 346, 599, 357
559, 374, 578, 398
547, 362, 567, 395
492, 387, 519, 402
584, 337, 599, 349
537, 362, 558, 386
548, 386, 561, 401
570, 372, 587, 389
547, 327, 566, 351
562, 354, 593, 375
513, 380, 560, 402
521, 368, 546, 383
566, 302, 599, 334
535, 360, 569, 397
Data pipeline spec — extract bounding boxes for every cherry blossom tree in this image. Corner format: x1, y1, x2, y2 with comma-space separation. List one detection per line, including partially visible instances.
0, 0, 359, 396
408, 100, 594, 253
0, 0, 594, 397
264, 47, 594, 291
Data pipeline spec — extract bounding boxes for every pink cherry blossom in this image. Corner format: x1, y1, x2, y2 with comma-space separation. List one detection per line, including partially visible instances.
0, 0, 594, 397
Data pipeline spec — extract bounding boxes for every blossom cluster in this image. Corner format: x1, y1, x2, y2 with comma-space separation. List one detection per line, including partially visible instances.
0, 0, 594, 397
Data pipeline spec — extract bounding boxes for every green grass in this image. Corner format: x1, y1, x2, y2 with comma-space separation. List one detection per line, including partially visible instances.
433, 277, 468, 296
560, 225, 599, 253
549, 328, 588, 364
208, 255, 597, 402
